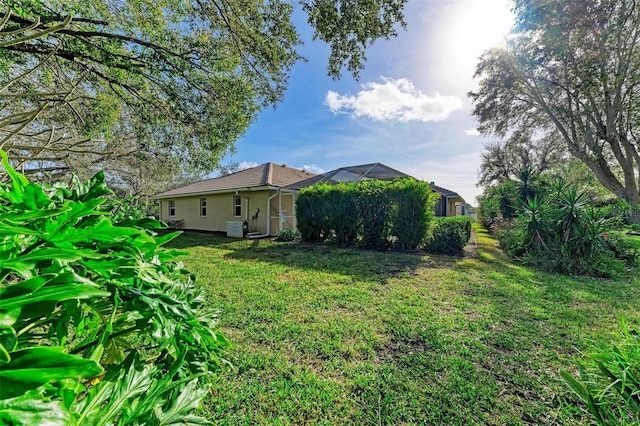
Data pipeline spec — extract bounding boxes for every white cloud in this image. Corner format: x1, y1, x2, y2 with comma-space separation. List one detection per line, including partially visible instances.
325, 77, 463, 122
464, 128, 480, 136
237, 161, 258, 170
301, 164, 325, 174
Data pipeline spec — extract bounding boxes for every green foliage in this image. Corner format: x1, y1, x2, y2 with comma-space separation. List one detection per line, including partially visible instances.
562, 322, 640, 425
296, 178, 437, 250
424, 216, 472, 256
471, 0, 640, 206
301, 0, 407, 79
276, 228, 302, 242
490, 174, 638, 277
0, 152, 228, 424
391, 179, 436, 250
477, 180, 519, 229
1, 0, 407, 183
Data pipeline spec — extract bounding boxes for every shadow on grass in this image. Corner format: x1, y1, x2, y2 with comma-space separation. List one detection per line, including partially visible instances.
163, 230, 465, 283
159, 230, 243, 249
224, 241, 434, 283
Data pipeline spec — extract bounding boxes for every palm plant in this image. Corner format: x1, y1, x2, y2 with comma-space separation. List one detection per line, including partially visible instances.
515, 167, 537, 203
556, 186, 592, 243
521, 194, 550, 251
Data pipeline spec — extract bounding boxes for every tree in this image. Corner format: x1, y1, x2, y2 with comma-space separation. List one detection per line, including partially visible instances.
478, 129, 565, 188
470, 0, 640, 206
0, 0, 407, 183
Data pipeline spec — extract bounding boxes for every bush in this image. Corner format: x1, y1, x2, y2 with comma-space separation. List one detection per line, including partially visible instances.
296, 178, 437, 250
276, 228, 302, 241
357, 180, 395, 250
495, 218, 529, 258
485, 174, 638, 277
606, 232, 640, 267
0, 152, 228, 424
424, 216, 472, 256
391, 179, 436, 250
562, 322, 640, 425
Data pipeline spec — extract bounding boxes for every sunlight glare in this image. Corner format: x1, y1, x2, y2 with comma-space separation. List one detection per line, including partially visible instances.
423, 0, 515, 92
446, 0, 514, 61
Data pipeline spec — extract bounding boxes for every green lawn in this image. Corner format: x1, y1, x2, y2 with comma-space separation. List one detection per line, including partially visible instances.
165, 228, 640, 425
623, 231, 640, 250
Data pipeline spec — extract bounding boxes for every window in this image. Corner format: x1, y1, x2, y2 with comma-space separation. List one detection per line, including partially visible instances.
169, 200, 176, 217
233, 195, 241, 217
200, 197, 207, 217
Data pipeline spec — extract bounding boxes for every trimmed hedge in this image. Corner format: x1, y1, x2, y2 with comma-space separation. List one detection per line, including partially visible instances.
425, 216, 472, 255
296, 178, 437, 250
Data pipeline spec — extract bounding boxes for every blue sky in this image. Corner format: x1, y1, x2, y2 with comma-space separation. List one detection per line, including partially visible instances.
223, 0, 514, 205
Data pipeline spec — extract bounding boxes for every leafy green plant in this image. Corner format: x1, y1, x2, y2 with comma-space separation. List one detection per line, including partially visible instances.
276, 228, 302, 241
390, 179, 438, 250
0, 152, 228, 424
296, 178, 436, 250
424, 216, 472, 256
487, 172, 637, 277
562, 322, 640, 425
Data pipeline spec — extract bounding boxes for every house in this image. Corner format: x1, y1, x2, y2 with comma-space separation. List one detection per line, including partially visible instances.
430, 182, 466, 217
151, 162, 466, 237
289, 163, 465, 218
150, 163, 316, 237
286, 163, 411, 189
457, 202, 478, 220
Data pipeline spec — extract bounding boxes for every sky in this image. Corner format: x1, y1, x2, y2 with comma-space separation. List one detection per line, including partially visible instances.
222, 0, 515, 205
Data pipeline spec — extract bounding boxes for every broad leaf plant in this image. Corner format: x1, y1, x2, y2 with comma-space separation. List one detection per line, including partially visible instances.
0, 151, 228, 424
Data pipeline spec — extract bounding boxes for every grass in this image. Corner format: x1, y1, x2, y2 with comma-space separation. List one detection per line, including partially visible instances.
622, 231, 640, 250
165, 228, 640, 425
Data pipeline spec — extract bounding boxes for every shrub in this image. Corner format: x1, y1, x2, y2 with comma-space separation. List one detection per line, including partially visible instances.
357, 180, 394, 250
424, 216, 472, 256
296, 178, 437, 250
391, 179, 437, 250
295, 184, 330, 242
276, 228, 302, 241
0, 152, 228, 424
606, 232, 640, 267
562, 322, 640, 425
488, 175, 637, 277
495, 218, 529, 258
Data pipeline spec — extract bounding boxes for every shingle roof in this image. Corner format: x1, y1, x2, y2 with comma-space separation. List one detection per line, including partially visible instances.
151, 163, 316, 198
430, 183, 462, 199
287, 163, 410, 189
286, 162, 464, 202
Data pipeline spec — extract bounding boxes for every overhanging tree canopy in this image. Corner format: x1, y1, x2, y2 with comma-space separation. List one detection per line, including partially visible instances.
0, 0, 406, 186
470, 0, 640, 205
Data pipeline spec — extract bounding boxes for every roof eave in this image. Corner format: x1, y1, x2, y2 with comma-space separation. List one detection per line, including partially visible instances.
150, 185, 277, 199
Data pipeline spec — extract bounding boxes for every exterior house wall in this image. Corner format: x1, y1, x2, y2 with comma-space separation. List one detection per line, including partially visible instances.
447, 198, 462, 217
158, 190, 274, 234
434, 196, 446, 217
434, 195, 465, 217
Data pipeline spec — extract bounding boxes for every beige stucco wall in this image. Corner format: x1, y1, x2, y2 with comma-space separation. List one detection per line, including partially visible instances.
157, 189, 297, 235
447, 198, 463, 217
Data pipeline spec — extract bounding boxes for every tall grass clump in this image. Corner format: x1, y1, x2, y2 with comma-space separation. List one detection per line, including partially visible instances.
562, 322, 640, 425
0, 152, 228, 424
